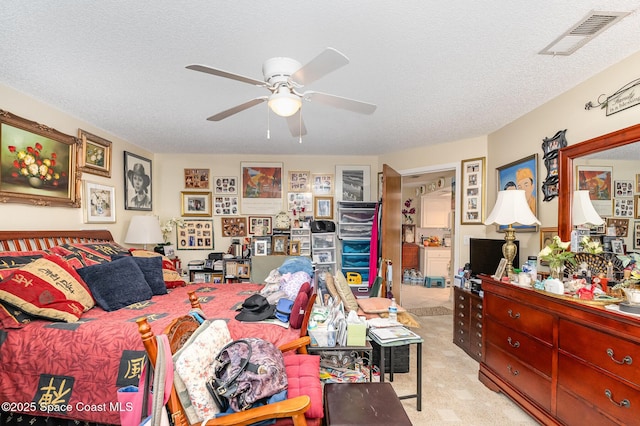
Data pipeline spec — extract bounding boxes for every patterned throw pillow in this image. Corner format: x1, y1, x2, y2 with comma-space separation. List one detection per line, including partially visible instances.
0, 255, 95, 322
0, 250, 49, 280
333, 271, 360, 313
49, 242, 130, 266
129, 249, 186, 289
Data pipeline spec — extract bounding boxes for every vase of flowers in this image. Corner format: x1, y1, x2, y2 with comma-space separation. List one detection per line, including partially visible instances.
538, 236, 576, 280
8, 143, 61, 187
402, 198, 416, 224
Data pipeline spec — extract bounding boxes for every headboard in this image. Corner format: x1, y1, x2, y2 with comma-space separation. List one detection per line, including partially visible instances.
0, 230, 115, 251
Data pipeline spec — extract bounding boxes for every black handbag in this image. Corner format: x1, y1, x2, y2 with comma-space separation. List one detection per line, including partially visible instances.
310, 220, 336, 233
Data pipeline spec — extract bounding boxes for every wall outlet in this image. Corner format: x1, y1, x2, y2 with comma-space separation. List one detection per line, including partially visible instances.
463, 235, 471, 245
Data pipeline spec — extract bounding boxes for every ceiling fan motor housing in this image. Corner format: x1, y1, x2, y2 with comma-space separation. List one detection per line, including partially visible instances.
262, 57, 302, 87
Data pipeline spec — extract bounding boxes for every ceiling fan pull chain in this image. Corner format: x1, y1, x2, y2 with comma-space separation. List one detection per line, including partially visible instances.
298, 109, 303, 144
267, 105, 271, 139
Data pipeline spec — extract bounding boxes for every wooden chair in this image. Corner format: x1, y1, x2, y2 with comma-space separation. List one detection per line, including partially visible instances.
136, 291, 316, 426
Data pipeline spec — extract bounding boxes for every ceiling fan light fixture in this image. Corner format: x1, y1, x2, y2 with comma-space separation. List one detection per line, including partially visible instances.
268, 88, 301, 117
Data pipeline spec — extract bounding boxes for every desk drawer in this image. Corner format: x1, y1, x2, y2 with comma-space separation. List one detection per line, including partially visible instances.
485, 293, 553, 343
558, 319, 640, 386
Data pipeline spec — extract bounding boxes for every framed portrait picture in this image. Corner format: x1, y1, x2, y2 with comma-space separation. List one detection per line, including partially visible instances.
460, 157, 485, 224
78, 129, 112, 178
254, 240, 268, 256
184, 168, 210, 189
540, 131, 565, 202
288, 170, 310, 192
248, 216, 272, 235
606, 217, 629, 237
84, 181, 116, 223
240, 162, 283, 214
0, 109, 79, 207
576, 165, 612, 217
124, 151, 152, 211
177, 219, 214, 250
221, 216, 247, 237
496, 154, 538, 232
636, 174, 640, 193
314, 196, 334, 219
611, 239, 625, 255
272, 235, 289, 255
312, 173, 333, 195
539, 227, 558, 266
614, 198, 634, 218
181, 191, 212, 217
213, 195, 239, 215
634, 221, 640, 250
335, 165, 370, 202
213, 176, 238, 194
614, 180, 633, 197
289, 240, 301, 256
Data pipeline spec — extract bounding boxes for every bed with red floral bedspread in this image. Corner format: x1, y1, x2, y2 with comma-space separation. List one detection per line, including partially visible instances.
0, 230, 299, 425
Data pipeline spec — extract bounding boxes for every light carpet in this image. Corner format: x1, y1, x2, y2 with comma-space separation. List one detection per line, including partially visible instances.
387, 314, 539, 425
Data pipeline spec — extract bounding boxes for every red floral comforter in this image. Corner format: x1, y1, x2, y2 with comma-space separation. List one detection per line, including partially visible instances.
0, 284, 297, 424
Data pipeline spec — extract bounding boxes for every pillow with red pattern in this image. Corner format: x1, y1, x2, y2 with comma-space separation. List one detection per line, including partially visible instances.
0, 300, 33, 329
129, 249, 186, 288
0, 254, 95, 322
49, 242, 130, 266
0, 250, 49, 280
283, 354, 323, 419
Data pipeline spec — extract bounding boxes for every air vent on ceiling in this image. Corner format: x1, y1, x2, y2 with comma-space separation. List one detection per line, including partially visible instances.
539, 10, 630, 56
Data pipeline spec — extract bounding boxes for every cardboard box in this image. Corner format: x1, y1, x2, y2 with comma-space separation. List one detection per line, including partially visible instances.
346, 321, 367, 346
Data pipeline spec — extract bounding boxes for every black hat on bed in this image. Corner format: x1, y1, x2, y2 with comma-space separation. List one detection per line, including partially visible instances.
235, 294, 276, 322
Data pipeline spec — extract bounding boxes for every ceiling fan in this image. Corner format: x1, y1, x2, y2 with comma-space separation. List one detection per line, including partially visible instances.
186, 47, 377, 138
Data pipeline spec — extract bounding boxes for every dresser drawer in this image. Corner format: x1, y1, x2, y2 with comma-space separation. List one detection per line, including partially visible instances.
556, 387, 619, 426
559, 319, 640, 386
454, 323, 470, 348
469, 329, 483, 360
558, 354, 640, 426
485, 343, 551, 411
485, 318, 552, 377
485, 293, 553, 343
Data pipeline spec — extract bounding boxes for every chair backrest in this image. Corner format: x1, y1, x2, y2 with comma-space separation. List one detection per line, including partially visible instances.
164, 315, 200, 354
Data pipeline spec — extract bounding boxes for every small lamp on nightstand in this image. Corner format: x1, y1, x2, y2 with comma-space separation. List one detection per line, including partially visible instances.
485, 190, 541, 277
571, 189, 604, 251
124, 215, 164, 250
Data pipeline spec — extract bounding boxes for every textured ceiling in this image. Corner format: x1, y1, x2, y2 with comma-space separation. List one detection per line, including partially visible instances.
1, 1, 639, 156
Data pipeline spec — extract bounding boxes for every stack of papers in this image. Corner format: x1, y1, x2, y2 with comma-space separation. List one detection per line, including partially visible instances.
369, 326, 422, 344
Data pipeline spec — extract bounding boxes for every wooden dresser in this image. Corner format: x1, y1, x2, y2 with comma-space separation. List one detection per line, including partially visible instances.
402, 243, 419, 273
453, 287, 483, 362
479, 275, 640, 425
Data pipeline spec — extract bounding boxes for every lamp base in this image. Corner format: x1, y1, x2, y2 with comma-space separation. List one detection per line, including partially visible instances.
502, 224, 518, 276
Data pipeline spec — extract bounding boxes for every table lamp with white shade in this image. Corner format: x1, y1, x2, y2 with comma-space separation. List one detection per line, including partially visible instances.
124, 215, 164, 250
571, 190, 604, 251
485, 190, 541, 277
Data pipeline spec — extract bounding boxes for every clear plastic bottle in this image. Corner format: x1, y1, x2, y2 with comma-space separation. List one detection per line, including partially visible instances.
388, 298, 398, 322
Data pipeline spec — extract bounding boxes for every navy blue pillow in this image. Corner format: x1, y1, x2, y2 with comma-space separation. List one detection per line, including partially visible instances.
77, 257, 153, 311
112, 255, 167, 295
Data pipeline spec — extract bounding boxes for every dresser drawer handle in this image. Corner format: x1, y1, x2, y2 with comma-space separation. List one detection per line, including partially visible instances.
458, 303, 466, 309
476, 303, 483, 309
507, 309, 520, 319
475, 313, 483, 320
458, 295, 466, 301
476, 323, 482, 329
507, 365, 519, 376
476, 332, 482, 338
507, 337, 520, 348
605, 389, 630, 408
458, 312, 465, 318
606, 348, 633, 365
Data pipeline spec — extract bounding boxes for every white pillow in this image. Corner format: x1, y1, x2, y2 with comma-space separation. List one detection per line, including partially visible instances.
173, 319, 232, 423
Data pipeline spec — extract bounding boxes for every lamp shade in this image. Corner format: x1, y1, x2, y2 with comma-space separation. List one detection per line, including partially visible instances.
485, 190, 541, 226
124, 215, 163, 246
572, 190, 604, 226
268, 87, 301, 117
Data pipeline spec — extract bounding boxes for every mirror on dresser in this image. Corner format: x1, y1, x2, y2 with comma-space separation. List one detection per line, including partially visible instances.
558, 123, 640, 244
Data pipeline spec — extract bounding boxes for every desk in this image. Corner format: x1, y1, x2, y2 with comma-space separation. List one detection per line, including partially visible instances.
369, 333, 423, 411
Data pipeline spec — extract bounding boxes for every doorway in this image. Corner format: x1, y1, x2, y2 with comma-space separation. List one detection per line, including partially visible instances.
399, 163, 459, 312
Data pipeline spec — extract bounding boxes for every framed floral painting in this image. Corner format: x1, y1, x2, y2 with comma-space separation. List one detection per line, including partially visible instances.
78, 129, 112, 178
0, 109, 79, 207
84, 181, 116, 223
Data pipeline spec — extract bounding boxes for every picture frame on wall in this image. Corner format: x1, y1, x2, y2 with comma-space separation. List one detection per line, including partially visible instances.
84, 181, 116, 223
240, 162, 283, 214
181, 191, 212, 217
213, 176, 238, 194
460, 157, 485, 225
78, 129, 112, 178
213, 195, 239, 215
184, 168, 210, 189
539, 227, 558, 266
335, 165, 370, 202
634, 221, 640, 250
314, 196, 334, 219
496, 154, 538, 232
540, 129, 566, 202
606, 217, 629, 237
0, 109, 80, 208
576, 165, 612, 217
248, 216, 272, 235
312, 173, 333, 195
177, 219, 214, 250
614, 198, 634, 218
124, 151, 152, 211
221, 216, 247, 237
288, 170, 311, 192
614, 180, 633, 197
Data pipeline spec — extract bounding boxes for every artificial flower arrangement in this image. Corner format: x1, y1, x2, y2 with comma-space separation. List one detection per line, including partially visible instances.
8, 143, 61, 186
580, 235, 603, 254
538, 236, 576, 279
161, 217, 185, 243
613, 252, 640, 290
402, 198, 416, 224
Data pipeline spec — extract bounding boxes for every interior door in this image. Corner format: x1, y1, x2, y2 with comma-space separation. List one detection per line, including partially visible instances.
380, 164, 402, 302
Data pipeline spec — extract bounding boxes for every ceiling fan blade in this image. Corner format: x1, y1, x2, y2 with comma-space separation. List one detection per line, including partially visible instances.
290, 47, 349, 86
186, 64, 266, 87
303, 91, 377, 114
285, 112, 307, 137
206, 97, 268, 121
